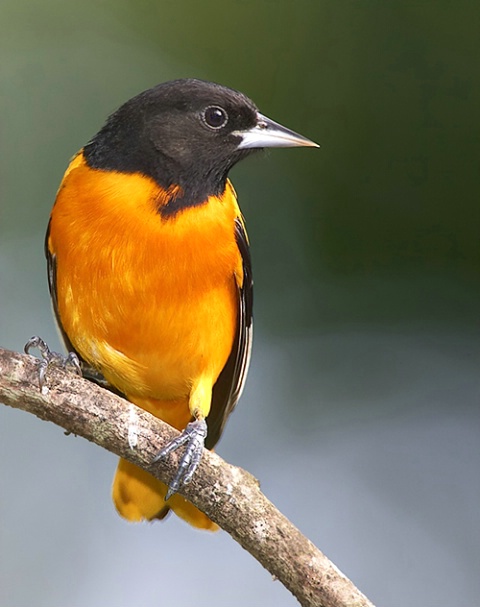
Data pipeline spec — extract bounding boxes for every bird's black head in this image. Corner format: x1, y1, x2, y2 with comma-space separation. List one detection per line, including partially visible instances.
84, 78, 317, 215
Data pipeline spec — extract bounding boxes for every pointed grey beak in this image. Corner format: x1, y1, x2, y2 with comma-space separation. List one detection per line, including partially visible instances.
236, 112, 319, 150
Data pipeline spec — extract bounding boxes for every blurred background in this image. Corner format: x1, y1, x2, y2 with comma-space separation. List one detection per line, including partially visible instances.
1, 1, 479, 606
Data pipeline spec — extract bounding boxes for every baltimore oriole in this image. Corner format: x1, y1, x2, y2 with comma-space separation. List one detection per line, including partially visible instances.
27, 79, 317, 530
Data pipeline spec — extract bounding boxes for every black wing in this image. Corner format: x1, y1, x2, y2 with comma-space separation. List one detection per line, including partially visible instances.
205, 218, 253, 450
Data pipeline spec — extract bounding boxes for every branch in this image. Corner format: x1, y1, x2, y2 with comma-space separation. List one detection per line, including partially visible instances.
0, 346, 374, 607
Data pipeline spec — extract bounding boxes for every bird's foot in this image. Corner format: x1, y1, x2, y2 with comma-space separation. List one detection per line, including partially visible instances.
24, 336, 81, 390
153, 418, 208, 500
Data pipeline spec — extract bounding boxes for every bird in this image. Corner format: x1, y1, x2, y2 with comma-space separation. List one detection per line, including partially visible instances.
26, 78, 318, 530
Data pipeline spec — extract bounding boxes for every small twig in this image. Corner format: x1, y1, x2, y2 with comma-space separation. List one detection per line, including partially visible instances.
0, 346, 375, 607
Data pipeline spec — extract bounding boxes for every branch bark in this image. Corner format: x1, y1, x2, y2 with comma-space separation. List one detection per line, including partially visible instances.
0, 346, 374, 607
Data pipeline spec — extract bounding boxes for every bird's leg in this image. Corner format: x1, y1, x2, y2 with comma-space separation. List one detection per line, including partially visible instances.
153, 414, 208, 501
24, 336, 81, 390
153, 378, 211, 500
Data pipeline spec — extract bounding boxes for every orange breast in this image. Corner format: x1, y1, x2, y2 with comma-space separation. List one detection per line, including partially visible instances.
49, 153, 243, 404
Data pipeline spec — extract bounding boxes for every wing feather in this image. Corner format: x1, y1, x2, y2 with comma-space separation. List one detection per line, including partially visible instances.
205, 218, 253, 449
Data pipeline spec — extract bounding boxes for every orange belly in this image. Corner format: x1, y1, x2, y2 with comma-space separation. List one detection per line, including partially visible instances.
49, 153, 242, 411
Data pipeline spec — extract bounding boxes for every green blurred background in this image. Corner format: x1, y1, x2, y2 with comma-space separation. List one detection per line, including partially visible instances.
1, 1, 479, 606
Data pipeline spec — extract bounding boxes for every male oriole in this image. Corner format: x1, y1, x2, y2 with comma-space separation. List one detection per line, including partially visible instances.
28, 79, 317, 530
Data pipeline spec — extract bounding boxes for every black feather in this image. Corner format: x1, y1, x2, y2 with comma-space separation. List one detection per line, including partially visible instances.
206, 218, 253, 449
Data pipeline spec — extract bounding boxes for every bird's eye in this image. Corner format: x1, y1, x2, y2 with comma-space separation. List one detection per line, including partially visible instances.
202, 106, 228, 129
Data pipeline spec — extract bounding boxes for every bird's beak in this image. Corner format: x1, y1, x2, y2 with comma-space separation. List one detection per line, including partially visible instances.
236, 112, 319, 150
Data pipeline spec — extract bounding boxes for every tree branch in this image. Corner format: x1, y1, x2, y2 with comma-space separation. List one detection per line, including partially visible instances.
0, 346, 374, 607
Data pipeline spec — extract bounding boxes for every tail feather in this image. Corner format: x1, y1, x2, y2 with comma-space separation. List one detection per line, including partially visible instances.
112, 458, 218, 531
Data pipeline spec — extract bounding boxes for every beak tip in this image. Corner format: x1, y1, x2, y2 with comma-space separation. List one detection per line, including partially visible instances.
288, 137, 320, 149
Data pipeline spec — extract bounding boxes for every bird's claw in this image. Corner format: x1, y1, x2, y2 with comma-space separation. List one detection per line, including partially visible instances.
24, 336, 81, 389
153, 418, 208, 500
